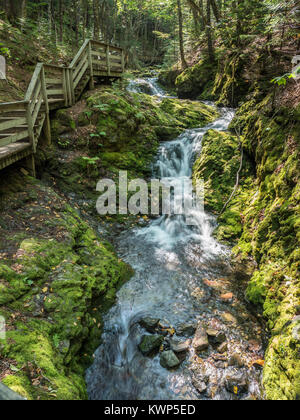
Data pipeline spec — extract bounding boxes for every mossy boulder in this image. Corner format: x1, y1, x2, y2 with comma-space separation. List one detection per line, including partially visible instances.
158, 69, 182, 88
192, 129, 254, 243
0, 174, 133, 400
230, 96, 300, 400
175, 59, 216, 99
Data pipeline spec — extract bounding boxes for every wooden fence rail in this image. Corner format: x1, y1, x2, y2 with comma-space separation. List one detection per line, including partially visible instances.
0, 39, 125, 174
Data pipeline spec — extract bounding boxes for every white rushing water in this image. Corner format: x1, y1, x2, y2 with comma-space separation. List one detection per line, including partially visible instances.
86, 78, 264, 401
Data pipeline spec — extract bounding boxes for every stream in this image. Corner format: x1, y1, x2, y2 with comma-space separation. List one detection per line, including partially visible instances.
86, 78, 266, 400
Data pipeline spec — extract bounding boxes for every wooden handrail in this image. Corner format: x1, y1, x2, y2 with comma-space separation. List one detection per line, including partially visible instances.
69, 39, 90, 69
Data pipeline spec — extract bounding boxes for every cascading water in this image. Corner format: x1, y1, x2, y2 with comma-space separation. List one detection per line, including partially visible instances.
86, 78, 265, 400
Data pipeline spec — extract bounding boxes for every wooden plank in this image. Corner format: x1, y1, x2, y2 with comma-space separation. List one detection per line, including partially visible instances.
70, 39, 90, 69
0, 117, 27, 131
0, 101, 28, 112
88, 41, 94, 90
45, 78, 63, 85
0, 130, 29, 147
73, 61, 89, 88
94, 70, 123, 77
46, 89, 64, 96
91, 51, 107, 59
29, 80, 42, 114
32, 96, 43, 127
73, 53, 88, 80
25, 63, 43, 101
121, 50, 125, 73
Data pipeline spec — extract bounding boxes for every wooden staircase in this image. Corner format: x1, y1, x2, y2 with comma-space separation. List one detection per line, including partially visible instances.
0, 39, 125, 175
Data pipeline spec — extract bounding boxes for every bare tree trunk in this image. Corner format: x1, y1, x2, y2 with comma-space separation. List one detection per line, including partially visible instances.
206, 0, 215, 62
177, 0, 188, 69
58, 0, 63, 43
93, 0, 100, 39
5, 0, 26, 26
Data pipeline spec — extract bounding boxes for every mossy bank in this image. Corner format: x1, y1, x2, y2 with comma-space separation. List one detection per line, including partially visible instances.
192, 94, 300, 399
0, 82, 218, 399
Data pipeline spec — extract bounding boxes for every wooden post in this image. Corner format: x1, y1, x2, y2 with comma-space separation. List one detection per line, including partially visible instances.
69, 68, 75, 105
88, 41, 95, 90
62, 68, 68, 107
106, 45, 111, 77
26, 102, 35, 152
121, 50, 125, 74
40, 65, 51, 146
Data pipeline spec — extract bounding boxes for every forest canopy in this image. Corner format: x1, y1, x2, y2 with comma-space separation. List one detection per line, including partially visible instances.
0, 0, 299, 69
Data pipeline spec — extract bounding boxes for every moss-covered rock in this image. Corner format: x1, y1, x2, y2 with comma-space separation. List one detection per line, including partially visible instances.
0, 173, 133, 400
175, 59, 217, 99
192, 129, 254, 243
230, 96, 300, 400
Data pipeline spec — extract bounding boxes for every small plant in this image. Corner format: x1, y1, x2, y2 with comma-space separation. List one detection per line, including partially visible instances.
93, 103, 110, 112
79, 156, 100, 176
57, 138, 71, 149
271, 73, 296, 86
0, 42, 10, 58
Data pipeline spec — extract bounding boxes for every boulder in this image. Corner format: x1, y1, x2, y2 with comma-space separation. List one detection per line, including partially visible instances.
217, 342, 228, 354
192, 323, 209, 353
228, 353, 244, 368
138, 335, 164, 356
160, 350, 181, 369
169, 338, 191, 353
139, 317, 160, 333
207, 329, 226, 346
224, 370, 248, 395
176, 322, 197, 337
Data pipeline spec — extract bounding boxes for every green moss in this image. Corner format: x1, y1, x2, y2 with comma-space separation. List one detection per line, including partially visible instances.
230, 96, 300, 400
0, 188, 133, 400
175, 59, 216, 99
192, 129, 254, 243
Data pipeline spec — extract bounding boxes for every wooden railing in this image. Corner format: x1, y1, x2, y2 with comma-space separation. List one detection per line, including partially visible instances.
0, 39, 125, 173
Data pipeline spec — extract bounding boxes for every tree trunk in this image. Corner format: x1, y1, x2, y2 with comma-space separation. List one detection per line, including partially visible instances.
177, 0, 188, 69
206, 0, 215, 62
5, 0, 26, 26
93, 0, 100, 40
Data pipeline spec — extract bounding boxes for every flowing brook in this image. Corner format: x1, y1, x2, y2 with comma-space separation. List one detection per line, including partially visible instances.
86, 78, 267, 400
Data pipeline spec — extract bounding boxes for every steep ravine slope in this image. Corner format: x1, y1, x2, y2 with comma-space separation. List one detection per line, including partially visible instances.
180, 58, 300, 399
0, 84, 217, 400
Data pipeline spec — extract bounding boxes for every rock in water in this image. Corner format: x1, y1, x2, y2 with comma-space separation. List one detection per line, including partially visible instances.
138, 335, 164, 356
169, 338, 191, 353
139, 317, 160, 333
176, 322, 197, 337
224, 370, 249, 395
160, 350, 181, 369
206, 329, 226, 346
192, 322, 209, 353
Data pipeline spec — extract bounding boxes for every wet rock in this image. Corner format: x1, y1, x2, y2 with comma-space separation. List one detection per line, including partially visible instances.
139, 317, 160, 333
176, 322, 197, 337
225, 370, 248, 395
228, 353, 244, 368
217, 342, 228, 354
220, 292, 234, 302
169, 338, 191, 353
192, 322, 209, 353
207, 329, 226, 346
160, 350, 181, 369
192, 375, 207, 394
221, 312, 238, 325
138, 335, 164, 356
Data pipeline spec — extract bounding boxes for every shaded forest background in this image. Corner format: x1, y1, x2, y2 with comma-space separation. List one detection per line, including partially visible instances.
0, 0, 299, 70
